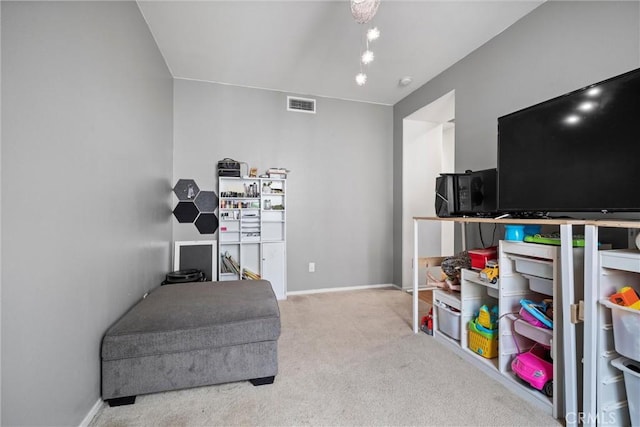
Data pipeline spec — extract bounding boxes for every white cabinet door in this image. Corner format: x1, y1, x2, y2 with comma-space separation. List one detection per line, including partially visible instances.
262, 242, 286, 300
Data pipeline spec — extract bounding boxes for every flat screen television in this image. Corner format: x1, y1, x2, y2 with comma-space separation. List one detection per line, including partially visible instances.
497, 67, 640, 214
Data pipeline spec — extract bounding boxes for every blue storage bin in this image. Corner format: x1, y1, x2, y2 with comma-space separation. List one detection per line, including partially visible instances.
505, 225, 525, 241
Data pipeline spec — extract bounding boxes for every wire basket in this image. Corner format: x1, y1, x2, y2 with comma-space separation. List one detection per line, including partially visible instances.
468, 319, 498, 359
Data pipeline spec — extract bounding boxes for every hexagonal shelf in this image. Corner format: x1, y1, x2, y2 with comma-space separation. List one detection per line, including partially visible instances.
173, 201, 199, 223
194, 191, 218, 213
173, 179, 200, 201
195, 213, 219, 234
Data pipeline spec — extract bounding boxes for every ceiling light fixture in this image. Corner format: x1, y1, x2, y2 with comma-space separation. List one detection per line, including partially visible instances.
351, 0, 380, 24
367, 27, 380, 41
351, 1, 381, 86
361, 50, 374, 65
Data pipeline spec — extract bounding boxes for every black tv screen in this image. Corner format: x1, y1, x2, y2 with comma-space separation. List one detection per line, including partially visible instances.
497, 67, 640, 214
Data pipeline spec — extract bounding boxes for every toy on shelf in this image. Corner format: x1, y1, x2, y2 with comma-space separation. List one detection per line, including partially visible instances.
524, 232, 586, 247
477, 304, 499, 330
511, 343, 554, 397
469, 304, 499, 359
439, 251, 472, 292
426, 267, 460, 292
479, 260, 499, 284
609, 286, 640, 310
520, 299, 553, 329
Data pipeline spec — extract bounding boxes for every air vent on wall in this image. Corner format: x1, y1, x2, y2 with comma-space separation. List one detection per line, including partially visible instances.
287, 96, 316, 114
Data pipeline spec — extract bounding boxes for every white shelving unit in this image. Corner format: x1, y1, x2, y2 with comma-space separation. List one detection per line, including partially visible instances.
218, 177, 287, 300
583, 220, 640, 427
413, 216, 586, 424
432, 240, 584, 419
500, 241, 584, 418
415, 217, 640, 426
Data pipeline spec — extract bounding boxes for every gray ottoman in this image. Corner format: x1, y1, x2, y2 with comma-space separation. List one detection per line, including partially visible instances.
101, 280, 280, 406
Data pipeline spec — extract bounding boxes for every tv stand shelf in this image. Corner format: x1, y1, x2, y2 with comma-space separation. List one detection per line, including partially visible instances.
412, 216, 585, 331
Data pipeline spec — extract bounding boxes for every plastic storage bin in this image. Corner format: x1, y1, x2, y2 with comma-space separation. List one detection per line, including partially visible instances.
436, 303, 461, 341
468, 247, 497, 270
505, 225, 525, 241
511, 255, 553, 280
468, 319, 498, 358
611, 357, 640, 427
514, 318, 553, 346
523, 273, 553, 296
601, 299, 640, 361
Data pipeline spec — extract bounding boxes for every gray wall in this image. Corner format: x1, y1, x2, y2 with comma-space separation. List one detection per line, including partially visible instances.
393, 1, 640, 282
1, 2, 173, 425
173, 80, 393, 292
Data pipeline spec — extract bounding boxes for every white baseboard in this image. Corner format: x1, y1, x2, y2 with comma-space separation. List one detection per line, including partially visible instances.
79, 398, 103, 427
287, 283, 400, 296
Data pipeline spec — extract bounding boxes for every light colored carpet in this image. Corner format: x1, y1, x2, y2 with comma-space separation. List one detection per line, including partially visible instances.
90, 287, 560, 427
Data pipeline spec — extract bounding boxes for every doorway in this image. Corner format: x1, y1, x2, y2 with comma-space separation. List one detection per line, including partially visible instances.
402, 90, 455, 290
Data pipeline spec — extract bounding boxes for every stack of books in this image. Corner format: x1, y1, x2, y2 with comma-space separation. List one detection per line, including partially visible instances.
242, 268, 261, 280
220, 252, 240, 275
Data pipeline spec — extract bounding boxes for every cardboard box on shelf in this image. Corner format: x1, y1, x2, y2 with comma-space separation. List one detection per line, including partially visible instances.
420, 256, 447, 288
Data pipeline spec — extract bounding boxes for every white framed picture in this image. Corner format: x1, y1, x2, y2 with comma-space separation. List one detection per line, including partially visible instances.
173, 240, 218, 281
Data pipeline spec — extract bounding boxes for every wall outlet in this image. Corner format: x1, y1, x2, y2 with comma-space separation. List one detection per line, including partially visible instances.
308, 262, 315, 273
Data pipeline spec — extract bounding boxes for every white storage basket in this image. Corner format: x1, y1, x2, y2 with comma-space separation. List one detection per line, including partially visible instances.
523, 274, 553, 296
611, 357, 640, 427
511, 255, 553, 279
436, 303, 461, 341
600, 299, 640, 361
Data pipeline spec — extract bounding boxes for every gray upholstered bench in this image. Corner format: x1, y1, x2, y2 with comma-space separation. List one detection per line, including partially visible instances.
101, 280, 280, 406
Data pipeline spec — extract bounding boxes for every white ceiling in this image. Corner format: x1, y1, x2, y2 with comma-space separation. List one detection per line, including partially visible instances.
138, 1, 544, 105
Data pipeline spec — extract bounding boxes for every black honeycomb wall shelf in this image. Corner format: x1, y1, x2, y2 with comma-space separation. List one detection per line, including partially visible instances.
195, 213, 219, 234
194, 191, 218, 213
173, 201, 199, 223
173, 179, 200, 201
172, 179, 219, 234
